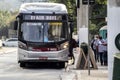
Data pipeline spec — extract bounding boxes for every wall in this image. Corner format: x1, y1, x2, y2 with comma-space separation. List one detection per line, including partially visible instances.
108, 0, 120, 80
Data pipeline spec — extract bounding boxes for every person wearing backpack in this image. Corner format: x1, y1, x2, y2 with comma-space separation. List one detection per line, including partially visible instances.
91, 35, 99, 62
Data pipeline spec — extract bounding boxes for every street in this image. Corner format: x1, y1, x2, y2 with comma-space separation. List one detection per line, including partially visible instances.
0, 48, 77, 80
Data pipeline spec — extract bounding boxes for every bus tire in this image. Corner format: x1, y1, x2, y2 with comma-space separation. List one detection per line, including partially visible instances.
115, 33, 120, 50
20, 62, 26, 67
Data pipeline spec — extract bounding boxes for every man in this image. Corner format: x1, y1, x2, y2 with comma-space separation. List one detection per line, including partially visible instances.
103, 33, 108, 66
91, 35, 99, 62
69, 38, 79, 64
97, 36, 104, 65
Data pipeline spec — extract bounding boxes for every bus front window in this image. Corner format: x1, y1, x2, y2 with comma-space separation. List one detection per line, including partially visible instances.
48, 22, 66, 41
21, 22, 68, 42
21, 22, 44, 42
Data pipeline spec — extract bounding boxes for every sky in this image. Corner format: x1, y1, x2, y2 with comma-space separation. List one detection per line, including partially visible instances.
0, 0, 21, 11
0, 0, 48, 11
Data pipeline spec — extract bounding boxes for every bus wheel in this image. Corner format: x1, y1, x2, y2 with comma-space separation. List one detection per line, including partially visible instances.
20, 62, 26, 67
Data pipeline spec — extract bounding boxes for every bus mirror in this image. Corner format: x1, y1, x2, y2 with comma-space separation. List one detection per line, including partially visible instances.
14, 20, 18, 30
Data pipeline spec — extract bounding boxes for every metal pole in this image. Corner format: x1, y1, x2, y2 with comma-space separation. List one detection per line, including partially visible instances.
87, 0, 90, 75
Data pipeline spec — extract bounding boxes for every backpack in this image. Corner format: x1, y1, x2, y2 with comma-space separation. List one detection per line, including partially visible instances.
91, 39, 95, 50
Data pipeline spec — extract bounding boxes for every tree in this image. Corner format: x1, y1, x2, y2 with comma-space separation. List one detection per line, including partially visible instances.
96, 0, 107, 4
0, 10, 18, 38
0, 11, 17, 28
0, 11, 10, 27
89, 0, 107, 35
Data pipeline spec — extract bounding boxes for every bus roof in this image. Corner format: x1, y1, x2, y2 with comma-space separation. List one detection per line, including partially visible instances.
19, 3, 68, 14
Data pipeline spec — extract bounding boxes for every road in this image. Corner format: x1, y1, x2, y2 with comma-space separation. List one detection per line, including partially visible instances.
0, 48, 77, 80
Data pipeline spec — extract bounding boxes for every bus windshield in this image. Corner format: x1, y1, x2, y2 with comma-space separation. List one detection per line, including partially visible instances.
21, 22, 68, 42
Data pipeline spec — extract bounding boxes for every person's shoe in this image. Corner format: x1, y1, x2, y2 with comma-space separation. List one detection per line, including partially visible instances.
104, 63, 108, 66
98, 59, 99, 62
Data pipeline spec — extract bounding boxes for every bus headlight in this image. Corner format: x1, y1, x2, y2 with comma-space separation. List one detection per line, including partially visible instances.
60, 42, 69, 49
18, 41, 27, 50
63, 44, 68, 49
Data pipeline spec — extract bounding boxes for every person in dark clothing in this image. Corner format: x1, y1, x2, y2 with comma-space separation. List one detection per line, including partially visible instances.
69, 38, 79, 64
91, 35, 99, 62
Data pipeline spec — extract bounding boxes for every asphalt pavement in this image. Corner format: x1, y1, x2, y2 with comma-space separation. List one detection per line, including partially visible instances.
0, 47, 17, 54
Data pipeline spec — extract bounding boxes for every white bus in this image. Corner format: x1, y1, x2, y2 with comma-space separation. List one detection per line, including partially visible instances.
14, 3, 73, 68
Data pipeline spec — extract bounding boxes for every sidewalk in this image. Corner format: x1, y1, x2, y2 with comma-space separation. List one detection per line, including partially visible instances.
75, 63, 108, 80
72, 48, 108, 80
67, 61, 108, 80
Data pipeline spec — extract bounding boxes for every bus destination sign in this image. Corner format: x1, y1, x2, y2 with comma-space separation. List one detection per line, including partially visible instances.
23, 15, 62, 21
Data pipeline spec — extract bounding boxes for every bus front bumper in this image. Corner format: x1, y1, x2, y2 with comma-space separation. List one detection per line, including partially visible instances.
18, 48, 69, 63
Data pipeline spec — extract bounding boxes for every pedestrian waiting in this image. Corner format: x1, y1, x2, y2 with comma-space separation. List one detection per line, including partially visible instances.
91, 35, 99, 62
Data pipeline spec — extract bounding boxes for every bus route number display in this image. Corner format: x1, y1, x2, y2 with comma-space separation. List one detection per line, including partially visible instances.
23, 15, 62, 20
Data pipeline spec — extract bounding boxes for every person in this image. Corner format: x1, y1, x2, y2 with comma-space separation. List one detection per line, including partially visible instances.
97, 36, 105, 65
103, 33, 108, 66
91, 35, 99, 62
69, 38, 79, 64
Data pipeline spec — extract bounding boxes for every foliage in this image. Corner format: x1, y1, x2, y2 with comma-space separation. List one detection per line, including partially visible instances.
96, 0, 107, 4
90, 23, 98, 34
90, 0, 107, 35
0, 10, 18, 38
0, 10, 17, 28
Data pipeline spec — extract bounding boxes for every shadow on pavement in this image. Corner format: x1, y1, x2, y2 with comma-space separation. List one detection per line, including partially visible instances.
21, 62, 65, 69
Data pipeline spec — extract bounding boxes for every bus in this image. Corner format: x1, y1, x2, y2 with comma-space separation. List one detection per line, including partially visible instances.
14, 3, 73, 68
99, 25, 107, 39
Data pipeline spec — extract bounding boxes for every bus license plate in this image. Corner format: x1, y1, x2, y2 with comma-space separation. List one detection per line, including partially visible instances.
39, 56, 48, 60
